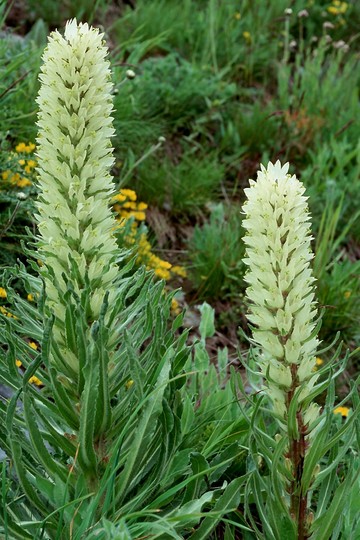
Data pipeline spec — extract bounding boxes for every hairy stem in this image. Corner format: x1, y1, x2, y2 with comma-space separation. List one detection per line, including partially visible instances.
287, 366, 310, 540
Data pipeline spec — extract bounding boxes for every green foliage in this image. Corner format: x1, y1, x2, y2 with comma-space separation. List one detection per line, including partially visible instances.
313, 197, 360, 345
277, 38, 360, 150
187, 203, 245, 300
111, 53, 236, 183
126, 53, 236, 130
133, 150, 225, 215
25, 0, 111, 26
113, 0, 288, 78
0, 262, 249, 538
235, 351, 360, 540
0, 32, 41, 141
302, 137, 360, 240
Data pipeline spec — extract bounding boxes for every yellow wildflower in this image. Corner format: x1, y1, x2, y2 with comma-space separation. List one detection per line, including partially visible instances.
122, 201, 137, 209
125, 379, 134, 390
26, 143, 35, 153
15, 359, 22, 367
0, 306, 17, 318
312, 357, 324, 372
344, 291, 351, 299
234, 12, 241, 20
17, 177, 32, 188
27, 293, 34, 302
154, 268, 171, 280
29, 375, 43, 386
327, 1, 348, 15
333, 406, 350, 417
1, 170, 10, 181
243, 31, 251, 44
9, 172, 20, 184
120, 188, 137, 201
158, 260, 172, 270
112, 193, 127, 203
15, 142, 27, 153
29, 341, 38, 350
137, 202, 148, 211
171, 298, 181, 315
26, 159, 37, 169
171, 265, 187, 278
16, 142, 36, 153
0, 287, 7, 299
18, 159, 26, 166
133, 211, 146, 221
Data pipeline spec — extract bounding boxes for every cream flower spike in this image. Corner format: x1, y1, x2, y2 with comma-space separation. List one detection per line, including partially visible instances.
35, 19, 118, 370
242, 161, 320, 428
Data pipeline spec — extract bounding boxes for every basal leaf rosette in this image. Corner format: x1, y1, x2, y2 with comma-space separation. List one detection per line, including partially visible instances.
242, 161, 320, 431
35, 20, 118, 371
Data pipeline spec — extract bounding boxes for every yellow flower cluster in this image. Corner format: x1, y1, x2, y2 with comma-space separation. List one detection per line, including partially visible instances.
243, 31, 251, 44
333, 406, 350, 417
112, 188, 148, 222
327, 0, 348, 15
171, 298, 181, 315
1, 142, 37, 189
312, 357, 324, 372
137, 233, 172, 280
2, 286, 42, 386
112, 188, 187, 282
15, 358, 43, 386
15, 142, 36, 153
0, 305, 17, 319
15, 341, 43, 386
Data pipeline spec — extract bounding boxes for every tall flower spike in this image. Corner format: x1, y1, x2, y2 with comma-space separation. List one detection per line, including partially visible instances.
36, 20, 118, 371
242, 161, 320, 429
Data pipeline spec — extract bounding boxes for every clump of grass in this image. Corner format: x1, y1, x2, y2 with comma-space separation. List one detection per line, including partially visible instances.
0, 32, 40, 141
134, 150, 225, 215
125, 53, 236, 130
187, 203, 245, 300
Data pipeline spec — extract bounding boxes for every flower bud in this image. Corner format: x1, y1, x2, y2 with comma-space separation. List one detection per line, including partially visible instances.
126, 69, 136, 79
298, 9, 309, 18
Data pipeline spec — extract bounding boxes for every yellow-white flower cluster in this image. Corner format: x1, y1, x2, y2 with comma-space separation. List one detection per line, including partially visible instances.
242, 161, 320, 427
35, 20, 118, 367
